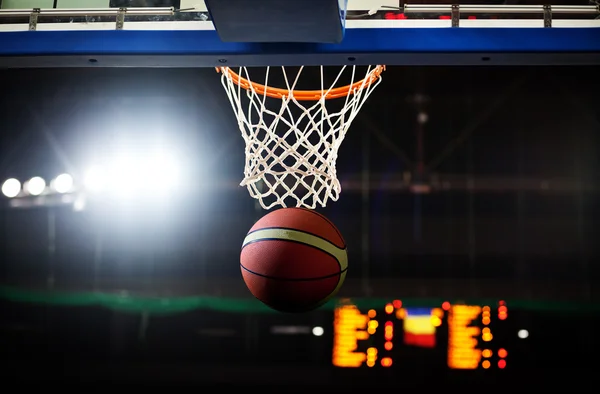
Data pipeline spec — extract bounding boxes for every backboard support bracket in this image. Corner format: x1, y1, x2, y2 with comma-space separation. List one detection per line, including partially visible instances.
543, 5, 553, 28
28, 8, 39, 31
116, 8, 126, 30
451, 4, 460, 28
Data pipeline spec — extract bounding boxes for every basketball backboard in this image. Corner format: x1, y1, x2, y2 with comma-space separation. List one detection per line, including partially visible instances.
0, 0, 598, 67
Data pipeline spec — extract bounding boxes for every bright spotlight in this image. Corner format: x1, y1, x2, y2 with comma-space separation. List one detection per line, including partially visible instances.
109, 157, 142, 198
53, 173, 74, 194
109, 154, 182, 197
84, 167, 107, 193
517, 329, 529, 339
83, 149, 184, 202
25, 177, 46, 196
1, 178, 21, 198
312, 326, 324, 337
152, 154, 182, 192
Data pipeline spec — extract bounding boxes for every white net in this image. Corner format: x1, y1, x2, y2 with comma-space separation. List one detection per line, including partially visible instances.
219, 65, 384, 210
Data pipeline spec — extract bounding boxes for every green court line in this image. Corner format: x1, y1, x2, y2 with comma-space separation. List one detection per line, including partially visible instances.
0, 286, 598, 314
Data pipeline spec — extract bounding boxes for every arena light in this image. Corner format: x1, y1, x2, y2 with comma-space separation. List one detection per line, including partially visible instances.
52, 173, 74, 194
109, 154, 182, 197
153, 154, 183, 194
84, 166, 108, 193
312, 326, 324, 336
107, 157, 141, 199
83, 152, 183, 199
1, 178, 21, 198
24, 176, 46, 196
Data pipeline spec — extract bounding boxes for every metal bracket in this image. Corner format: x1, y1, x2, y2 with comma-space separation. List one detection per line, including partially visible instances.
543, 4, 552, 28
29, 8, 40, 31
398, 0, 405, 14
451, 4, 460, 27
116, 7, 126, 30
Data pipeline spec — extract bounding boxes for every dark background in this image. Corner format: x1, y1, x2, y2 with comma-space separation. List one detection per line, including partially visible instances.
1, 66, 597, 287
0, 64, 597, 388
1, 0, 600, 389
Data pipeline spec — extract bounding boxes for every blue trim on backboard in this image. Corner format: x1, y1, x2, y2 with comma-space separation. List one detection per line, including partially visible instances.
1, 28, 599, 55
0, 27, 599, 66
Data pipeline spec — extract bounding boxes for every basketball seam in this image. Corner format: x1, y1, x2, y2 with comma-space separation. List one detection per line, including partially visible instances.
291, 207, 346, 249
244, 226, 346, 254
240, 264, 348, 281
242, 236, 345, 273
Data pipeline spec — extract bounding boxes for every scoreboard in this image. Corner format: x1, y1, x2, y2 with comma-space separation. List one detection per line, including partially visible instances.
332, 300, 509, 370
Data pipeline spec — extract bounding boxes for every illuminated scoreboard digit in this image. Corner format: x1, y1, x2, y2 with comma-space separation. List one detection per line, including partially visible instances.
447, 301, 509, 370
332, 305, 369, 367
483, 301, 508, 370
332, 301, 401, 368
447, 305, 482, 369
497, 301, 508, 369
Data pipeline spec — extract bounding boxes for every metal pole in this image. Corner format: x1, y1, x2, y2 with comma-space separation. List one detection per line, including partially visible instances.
361, 130, 372, 296
93, 229, 103, 291
47, 208, 56, 289
407, 93, 429, 244
467, 117, 477, 295
413, 118, 424, 243
444, 181, 454, 291
0, 7, 175, 17
575, 134, 590, 300
516, 124, 528, 295
138, 310, 150, 345
401, 4, 599, 14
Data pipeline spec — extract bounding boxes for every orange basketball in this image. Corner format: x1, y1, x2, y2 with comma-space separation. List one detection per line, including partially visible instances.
240, 207, 348, 313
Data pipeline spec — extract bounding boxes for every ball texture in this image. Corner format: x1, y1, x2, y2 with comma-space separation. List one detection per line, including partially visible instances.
240, 207, 347, 313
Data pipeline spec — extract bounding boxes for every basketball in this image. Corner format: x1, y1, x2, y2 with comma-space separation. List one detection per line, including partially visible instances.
240, 207, 348, 313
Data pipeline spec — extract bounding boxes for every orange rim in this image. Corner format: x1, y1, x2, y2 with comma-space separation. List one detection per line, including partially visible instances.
216, 65, 385, 101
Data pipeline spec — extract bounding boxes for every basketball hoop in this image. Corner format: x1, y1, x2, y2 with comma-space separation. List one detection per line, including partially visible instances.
217, 65, 385, 210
